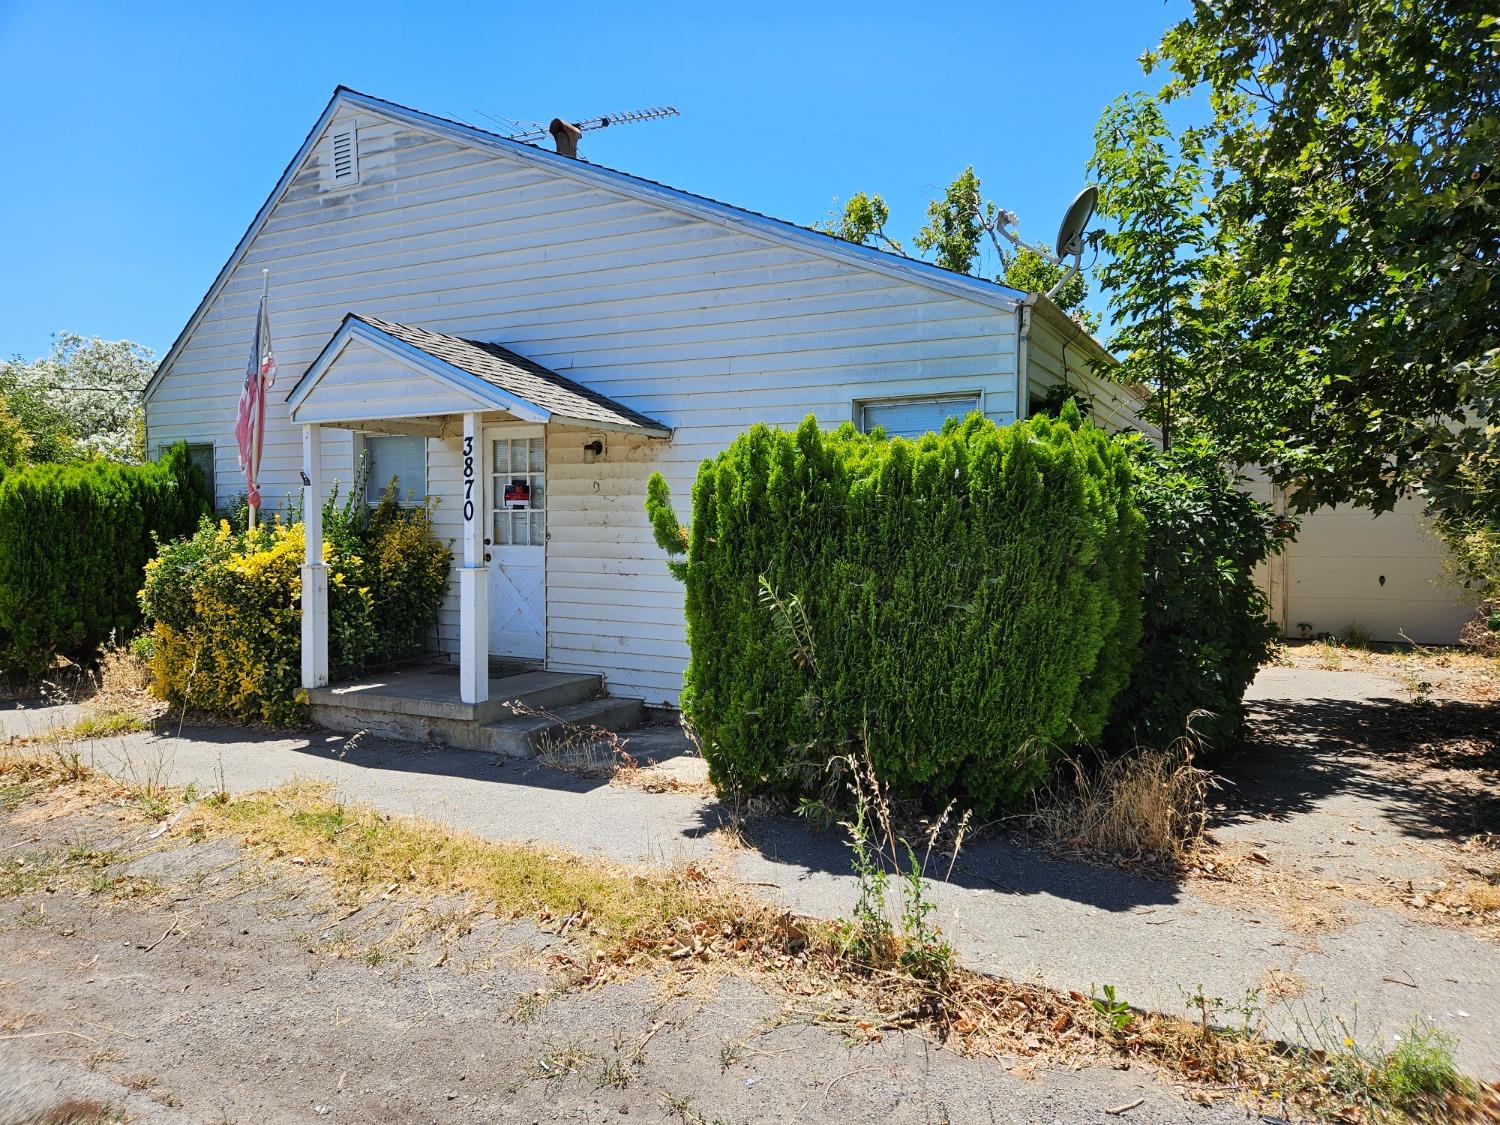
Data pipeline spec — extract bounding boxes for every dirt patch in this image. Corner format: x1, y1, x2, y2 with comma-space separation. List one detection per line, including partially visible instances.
6, 754, 1490, 1122
1275, 640, 1500, 704
0, 789, 1259, 1124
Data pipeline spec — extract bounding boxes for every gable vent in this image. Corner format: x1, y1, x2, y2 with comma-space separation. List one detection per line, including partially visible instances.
329, 125, 359, 186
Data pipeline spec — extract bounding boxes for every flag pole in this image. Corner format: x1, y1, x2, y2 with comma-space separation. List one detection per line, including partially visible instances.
248, 268, 270, 531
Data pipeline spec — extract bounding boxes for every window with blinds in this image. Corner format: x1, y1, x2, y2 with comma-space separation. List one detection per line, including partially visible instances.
364, 435, 426, 506
858, 394, 981, 438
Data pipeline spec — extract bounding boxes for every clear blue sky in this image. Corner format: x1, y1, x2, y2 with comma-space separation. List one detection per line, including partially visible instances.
0, 0, 1189, 363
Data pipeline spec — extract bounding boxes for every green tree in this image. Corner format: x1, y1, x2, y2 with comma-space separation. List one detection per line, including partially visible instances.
816, 190, 904, 254
0, 395, 33, 469
818, 168, 1101, 327
913, 167, 990, 275
1144, 1, 1499, 514
996, 246, 1097, 332
1087, 93, 1207, 448
0, 332, 154, 463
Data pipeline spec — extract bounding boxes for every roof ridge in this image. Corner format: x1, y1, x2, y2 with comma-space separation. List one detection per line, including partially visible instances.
332, 86, 1026, 302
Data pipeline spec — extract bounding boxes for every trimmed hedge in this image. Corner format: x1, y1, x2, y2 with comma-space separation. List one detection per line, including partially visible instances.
646, 404, 1144, 815
139, 488, 451, 724
1104, 436, 1288, 752
0, 444, 208, 677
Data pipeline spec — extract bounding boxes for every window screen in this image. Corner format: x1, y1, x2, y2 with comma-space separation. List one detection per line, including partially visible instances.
364, 435, 426, 505
184, 443, 215, 501
859, 394, 981, 438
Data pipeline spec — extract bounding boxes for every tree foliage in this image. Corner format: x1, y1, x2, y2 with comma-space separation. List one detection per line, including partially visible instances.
817, 169, 1101, 329
817, 190, 904, 254
1088, 94, 1207, 448
1106, 435, 1290, 751
0, 332, 154, 463
645, 406, 1143, 815
1138, 1, 1499, 514
140, 480, 452, 723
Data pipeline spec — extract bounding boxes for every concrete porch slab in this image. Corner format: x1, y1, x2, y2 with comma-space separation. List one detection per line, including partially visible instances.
307, 665, 602, 727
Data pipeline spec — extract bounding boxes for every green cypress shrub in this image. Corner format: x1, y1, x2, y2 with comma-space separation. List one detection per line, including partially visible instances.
0, 444, 208, 678
646, 405, 1143, 815
1105, 436, 1289, 752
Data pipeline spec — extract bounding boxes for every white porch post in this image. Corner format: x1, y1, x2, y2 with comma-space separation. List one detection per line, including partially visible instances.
458, 412, 490, 704
300, 424, 330, 689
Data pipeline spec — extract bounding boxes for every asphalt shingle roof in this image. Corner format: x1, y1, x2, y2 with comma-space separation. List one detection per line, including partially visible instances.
353, 314, 670, 434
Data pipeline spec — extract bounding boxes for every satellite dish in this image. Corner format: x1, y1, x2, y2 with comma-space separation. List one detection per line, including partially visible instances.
1045, 185, 1098, 301
1054, 185, 1098, 260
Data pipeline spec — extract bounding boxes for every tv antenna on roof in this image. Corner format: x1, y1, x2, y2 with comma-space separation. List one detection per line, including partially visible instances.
992, 184, 1099, 301
486, 106, 680, 156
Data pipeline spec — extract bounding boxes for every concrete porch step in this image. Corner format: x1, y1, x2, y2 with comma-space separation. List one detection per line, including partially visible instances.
310, 667, 602, 726
308, 665, 614, 750
481, 695, 646, 758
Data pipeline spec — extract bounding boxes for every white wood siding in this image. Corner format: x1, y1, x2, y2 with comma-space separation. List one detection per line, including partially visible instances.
147, 105, 1019, 704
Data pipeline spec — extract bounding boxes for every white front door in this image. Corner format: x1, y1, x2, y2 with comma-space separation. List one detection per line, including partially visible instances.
486, 424, 546, 662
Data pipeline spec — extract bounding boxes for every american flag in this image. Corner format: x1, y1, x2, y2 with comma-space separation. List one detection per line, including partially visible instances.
234, 293, 278, 513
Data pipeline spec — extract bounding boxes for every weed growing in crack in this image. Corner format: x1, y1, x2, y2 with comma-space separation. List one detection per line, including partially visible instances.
835, 748, 964, 986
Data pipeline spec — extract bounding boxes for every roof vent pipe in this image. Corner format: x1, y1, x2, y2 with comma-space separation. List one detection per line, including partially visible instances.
549, 118, 583, 158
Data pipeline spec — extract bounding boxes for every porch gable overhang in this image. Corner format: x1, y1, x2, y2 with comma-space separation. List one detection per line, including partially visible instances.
286, 314, 672, 437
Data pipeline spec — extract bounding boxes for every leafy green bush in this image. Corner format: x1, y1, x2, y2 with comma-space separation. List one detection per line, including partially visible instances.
140, 485, 450, 724
363, 489, 453, 666
1105, 436, 1288, 752
0, 443, 208, 677
646, 405, 1143, 815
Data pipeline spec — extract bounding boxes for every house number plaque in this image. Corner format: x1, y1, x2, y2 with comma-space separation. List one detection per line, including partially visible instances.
462, 434, 476, 523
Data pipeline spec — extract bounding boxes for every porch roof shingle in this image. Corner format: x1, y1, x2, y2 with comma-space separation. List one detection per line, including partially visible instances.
350, 314, 670, 435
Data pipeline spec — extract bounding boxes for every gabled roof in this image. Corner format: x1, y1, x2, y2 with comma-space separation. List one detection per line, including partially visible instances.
286, 314, 671, 436
146, 86, 1025, 401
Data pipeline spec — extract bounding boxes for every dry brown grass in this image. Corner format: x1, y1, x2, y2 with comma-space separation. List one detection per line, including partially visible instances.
1190, 846, 1352, 934
1028, 744, 1213, 871
1276, 640, 1500, 703
33, 1098, 123, 1125
1191, 840, 1500, 940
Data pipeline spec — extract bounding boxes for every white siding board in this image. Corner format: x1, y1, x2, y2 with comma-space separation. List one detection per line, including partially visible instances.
148, 104, 1020, 705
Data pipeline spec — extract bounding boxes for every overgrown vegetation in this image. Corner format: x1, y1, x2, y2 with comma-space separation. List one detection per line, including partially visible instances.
646, 406, 1143, 815
0, 443, 209, 678
1030, 741, 1213, 871
140, 478, 450, 724
1088, 4, 1498, 607
1105, 436, 1290, 751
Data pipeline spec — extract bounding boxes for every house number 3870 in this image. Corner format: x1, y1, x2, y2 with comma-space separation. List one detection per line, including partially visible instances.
462, 435, 475, 522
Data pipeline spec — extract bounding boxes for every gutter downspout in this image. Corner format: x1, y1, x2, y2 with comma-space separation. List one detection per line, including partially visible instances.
1016, 295, 1036, 421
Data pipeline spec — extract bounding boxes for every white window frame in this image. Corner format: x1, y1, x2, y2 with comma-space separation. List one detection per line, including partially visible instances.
359, 433, 427, 507
156, 441, 216, 501
854, 391, 984, 438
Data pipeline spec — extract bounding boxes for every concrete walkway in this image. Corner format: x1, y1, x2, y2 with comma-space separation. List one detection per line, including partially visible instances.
3, 669, 1496, 1076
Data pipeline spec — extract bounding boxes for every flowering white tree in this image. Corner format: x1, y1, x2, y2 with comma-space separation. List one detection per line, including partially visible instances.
0, 332, 154, 463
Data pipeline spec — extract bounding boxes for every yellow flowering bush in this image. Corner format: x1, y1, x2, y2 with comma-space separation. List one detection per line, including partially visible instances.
141, 495, 449, 724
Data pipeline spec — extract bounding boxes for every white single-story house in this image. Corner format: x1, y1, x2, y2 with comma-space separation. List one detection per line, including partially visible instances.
145, 87, 1475, 735
144, 86, 1153, 721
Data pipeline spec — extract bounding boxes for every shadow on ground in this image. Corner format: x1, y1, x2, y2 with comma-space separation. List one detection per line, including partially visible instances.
1215, 695, 1500, 842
